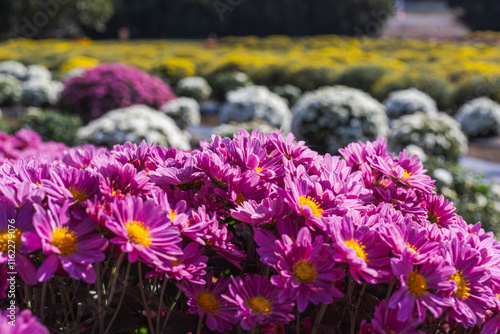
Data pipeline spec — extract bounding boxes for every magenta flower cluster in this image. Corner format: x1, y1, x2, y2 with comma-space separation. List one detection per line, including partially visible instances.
57, 63, 176, 122
0, 129, 67, 162
0, 129, 499, 333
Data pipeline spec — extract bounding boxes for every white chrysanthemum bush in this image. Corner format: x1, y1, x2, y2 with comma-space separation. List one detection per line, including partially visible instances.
219, 85, 292, 132
0, 74, 22, 106
213, 118, 279, 138
0, 60, 27, 80
454, 97, 500, 138
390, 111, 468, 162
175, 76, 212, 102
161, 97, 201, 130
77, 104, 190, 149
291, 85, 389, 154
21, 80, 63, 108
383, 88, 438, 119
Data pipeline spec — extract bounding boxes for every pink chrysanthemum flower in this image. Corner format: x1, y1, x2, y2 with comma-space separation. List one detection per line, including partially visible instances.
96, 158, 153, 199
266, 131, 318, 169
226, 129, 267, 170
224, 171, 268, 208
256, 227, 345, 312
41, 167, 99, 206
62, 145, 108, 169
147, 241, 207, 284
231, 197, 292, 227
203, 220, 245, 269
0, 181, 44, 207
441, 237, 496, 327
112, 141, 158, 173
0, 263, 8, 298
389, 252, 455, 322
28, 200, 108, 283
369, 150, 435, 194
177, 272, 237, 332
105, 196, 182, 267
339, 136, 388, 171
222, 274, 295, 331
280, 174, 327, 229
328, 213, 391, 284
422, 193, 457, 229
0, 308, 49, 334
357, 300, 424, 334
197, 151, 239, 192
0, 201, 38, 285
150, 155, 206, 190
379, 217, 439, 264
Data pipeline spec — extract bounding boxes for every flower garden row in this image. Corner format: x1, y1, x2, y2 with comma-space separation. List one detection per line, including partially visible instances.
3, 35, 500, 110
0, 128, 500, 333
1, 60, 500, 148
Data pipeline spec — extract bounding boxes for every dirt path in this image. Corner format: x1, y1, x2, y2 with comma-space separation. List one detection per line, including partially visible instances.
383, 9, 469, 38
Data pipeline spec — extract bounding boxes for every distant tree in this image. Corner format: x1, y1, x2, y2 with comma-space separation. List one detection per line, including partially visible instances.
96, 0, 394, 39
447, 0, 500, 31
7, 0, 115, 39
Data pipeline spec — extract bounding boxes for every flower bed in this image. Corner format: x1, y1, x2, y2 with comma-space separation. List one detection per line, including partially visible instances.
0, 129, 499, 334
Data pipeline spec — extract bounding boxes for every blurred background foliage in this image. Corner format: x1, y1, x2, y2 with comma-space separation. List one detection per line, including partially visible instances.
0, 0, 402, 39
447, 0, 500, 31
2, 0, 115, 39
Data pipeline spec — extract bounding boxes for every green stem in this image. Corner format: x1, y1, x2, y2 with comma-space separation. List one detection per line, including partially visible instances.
104, 261, 132, 334
156, 278, 168, 333
351, 282, 367, 334
385, 277, 396, 300
311, 303, 328, 334
195, 314, 204, 334
40, 281, 48, 323
106, 252, 125, 305
95, 263, 104, 334
161, 290, 182, 331
138, 262, 156, 334
24, 284, 32, 309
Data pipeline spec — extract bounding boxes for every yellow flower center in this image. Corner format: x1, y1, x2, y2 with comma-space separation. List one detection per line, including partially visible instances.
51, 227, 77, 256
111, 189, 123, 198
407, 271, 428, 296
168, 209, 177, 222
196, 292, 220, 314
293, 260, 317, 282
345, 239, 368, 262
247, 296, 271, 315
211, 178, 228, 190
406, 243, 419, 254
372, 177, 388, 187
235, 193, 246, 206
126, 221, 152, 247
449, 271, 471, 300
0, 229, 22, 253
68, 187, 88, 203
256, 167, 263, 173
427, 211, 440, 225
402, 170, 413, 180
299, 195, 323, 217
